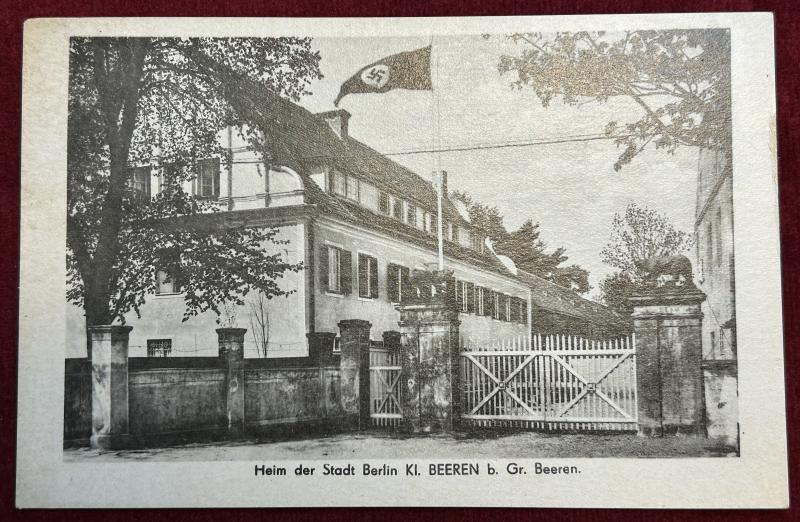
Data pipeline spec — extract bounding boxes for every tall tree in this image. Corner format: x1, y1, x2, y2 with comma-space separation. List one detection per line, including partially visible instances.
598, 202, 693, 314
67, 37, 323, 329
451, 192, 590, 293
498, 29, 731, 170
600, 202, 693, 276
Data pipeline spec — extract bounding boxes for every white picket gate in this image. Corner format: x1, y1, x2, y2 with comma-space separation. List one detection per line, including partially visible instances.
460, 334, 638, 431
369, 346, 403, 427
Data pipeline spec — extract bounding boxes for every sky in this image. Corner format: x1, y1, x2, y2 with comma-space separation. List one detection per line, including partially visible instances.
297, 34, 698, 298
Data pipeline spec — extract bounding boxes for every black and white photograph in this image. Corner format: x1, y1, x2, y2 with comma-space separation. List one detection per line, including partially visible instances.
16, 14, 786, 508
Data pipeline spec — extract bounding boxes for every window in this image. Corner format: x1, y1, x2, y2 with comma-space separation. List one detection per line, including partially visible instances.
518, 298, 529, 324
156, 269, 182, 295
475, 286, 485, 316
333, 337, 342, 354
504, 295, 511, 322
358, 253, 379, 299
128, 166, 151, 202
455, 280, 474, 313
147, 339, 172, 357
406, 203, 416, 226
379, 192, 390, 214
447, 222, 458, 242
492, 292, 502, 320
346, 176, 360, 202
332, 171, 347, 196
392, 197, 403, 220
319, 245, 352, 294
424, 212, 433, 234
197, 157, 220, 198
706, 221, 714, 270
387, 263, 411, 303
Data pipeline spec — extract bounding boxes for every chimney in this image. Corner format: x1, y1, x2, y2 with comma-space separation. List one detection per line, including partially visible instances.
317, 109, 351, 139
440, 170, 448, 199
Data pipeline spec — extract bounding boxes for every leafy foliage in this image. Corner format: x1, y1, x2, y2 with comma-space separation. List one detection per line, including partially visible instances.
600, 202, 693, 277
498, 29, 731, 170
598, 203, 692, 314
451, 191, 590, 293
67, 37, 323, 325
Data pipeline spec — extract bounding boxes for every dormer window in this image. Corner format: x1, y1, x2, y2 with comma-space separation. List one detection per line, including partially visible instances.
379, 192, 390, 214
406, 203, 416, 226
332, 171, 347, 197
392, 197, 403, 220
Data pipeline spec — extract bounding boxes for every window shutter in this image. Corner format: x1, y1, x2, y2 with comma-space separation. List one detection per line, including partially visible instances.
484, 289, 494, 317
387, 264, 399, 303
340, 250, 352, 294
211, 157, 221, 198
370, 258, 379, 299
453, 279, 461, 310
466, 283, 475, 313
521, 300, 528, 324
358, 254, 368, 297
401, 266, 411, 303
318, 246, 330, 292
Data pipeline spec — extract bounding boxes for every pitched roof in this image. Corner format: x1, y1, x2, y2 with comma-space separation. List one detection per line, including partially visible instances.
516, 270, 630, 330
239, 81, 623, 329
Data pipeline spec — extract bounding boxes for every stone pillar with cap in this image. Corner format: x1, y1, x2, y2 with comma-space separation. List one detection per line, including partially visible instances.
397, 269, 461, 433
217, 327, 247, 435
629, 256, 707, 437
89, 325, 133, 450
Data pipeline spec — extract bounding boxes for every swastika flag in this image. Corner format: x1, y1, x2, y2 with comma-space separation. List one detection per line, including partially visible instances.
334, 45, 432, 106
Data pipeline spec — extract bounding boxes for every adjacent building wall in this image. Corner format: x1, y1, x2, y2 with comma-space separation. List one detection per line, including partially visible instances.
694, 148, 736, 360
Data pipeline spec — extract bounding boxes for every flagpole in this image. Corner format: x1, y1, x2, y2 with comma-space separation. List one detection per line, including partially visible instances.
432, 35, 444, 272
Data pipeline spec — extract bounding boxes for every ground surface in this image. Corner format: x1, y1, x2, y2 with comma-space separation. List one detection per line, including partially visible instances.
64, 430, 736, 461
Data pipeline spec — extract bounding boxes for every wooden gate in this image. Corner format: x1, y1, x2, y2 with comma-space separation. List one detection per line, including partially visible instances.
461, 334, 637, 431
369, 344, 402, 427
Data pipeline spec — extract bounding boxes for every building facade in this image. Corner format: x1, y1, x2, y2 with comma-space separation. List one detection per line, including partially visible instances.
66, 95, 622, 359
694, 147, 736, 360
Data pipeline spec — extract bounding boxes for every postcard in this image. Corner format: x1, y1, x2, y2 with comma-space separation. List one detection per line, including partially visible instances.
16, 13, 787, 508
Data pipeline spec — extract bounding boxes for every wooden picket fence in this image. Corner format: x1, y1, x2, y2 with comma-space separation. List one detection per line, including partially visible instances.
460, 334, 638, 432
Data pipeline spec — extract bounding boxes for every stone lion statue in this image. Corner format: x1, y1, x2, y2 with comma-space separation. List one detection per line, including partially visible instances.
634, 255, 695, 289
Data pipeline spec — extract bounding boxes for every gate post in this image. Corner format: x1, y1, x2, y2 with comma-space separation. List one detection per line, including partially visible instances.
338, 319, 372, 430
89, 325, 133, 450
630, 258, 706, 437
217, 328, 247, 436
397, 269, 461, 433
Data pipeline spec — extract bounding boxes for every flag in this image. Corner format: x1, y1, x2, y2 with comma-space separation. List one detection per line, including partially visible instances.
334, 45, 432, 106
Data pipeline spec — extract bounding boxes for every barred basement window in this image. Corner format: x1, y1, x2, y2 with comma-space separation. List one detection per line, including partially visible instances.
147, 339, 172, 357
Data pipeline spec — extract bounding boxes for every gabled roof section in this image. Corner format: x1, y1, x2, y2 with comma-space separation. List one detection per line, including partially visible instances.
248, 87, 464, 222
516, 270, 630, 330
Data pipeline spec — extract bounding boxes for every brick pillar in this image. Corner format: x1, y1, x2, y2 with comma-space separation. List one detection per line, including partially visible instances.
217, 328, 247, 435
630, 284, 706, 437
89, 325, 132, 450
397, 270, 461, 433
307, 332, 338, 366
338, 319, 372, 429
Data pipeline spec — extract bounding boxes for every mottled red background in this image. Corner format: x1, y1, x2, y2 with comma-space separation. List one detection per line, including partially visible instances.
1, 1, 796, 520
